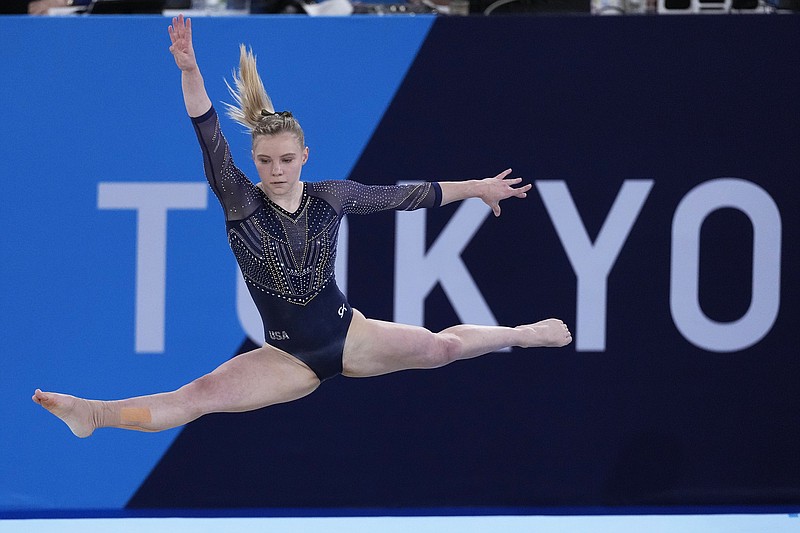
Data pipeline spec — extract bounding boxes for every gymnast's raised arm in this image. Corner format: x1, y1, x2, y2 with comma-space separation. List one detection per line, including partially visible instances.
168, 14, 212, 118
168, 15, 257, 222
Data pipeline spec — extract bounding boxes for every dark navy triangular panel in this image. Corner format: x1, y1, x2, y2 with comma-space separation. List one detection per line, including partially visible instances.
128, 15, 800, 509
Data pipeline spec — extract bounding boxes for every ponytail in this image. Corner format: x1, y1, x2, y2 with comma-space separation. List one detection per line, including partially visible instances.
224, 44, 274, 130
223, 45, 305, 147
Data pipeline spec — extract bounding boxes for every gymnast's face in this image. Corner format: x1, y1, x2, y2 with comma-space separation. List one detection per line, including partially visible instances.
253, 132, 308, 198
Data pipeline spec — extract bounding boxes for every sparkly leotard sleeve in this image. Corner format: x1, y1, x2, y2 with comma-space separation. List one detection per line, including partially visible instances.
192, 106, 441, 381
191, 107, 260, 221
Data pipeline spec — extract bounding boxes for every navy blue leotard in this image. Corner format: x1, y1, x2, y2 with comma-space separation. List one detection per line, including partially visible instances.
192, 106, 442, 381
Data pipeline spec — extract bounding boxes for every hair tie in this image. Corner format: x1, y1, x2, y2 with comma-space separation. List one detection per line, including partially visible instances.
260, 109, 293, 118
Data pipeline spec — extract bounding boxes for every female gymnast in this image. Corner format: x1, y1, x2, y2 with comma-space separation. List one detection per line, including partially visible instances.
32, 15, 572, 438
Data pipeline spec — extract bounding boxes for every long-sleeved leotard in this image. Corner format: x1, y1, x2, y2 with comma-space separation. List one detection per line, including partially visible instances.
192, 106, 442, 380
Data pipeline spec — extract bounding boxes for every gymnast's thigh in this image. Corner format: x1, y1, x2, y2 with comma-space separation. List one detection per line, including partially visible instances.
341, 309, 441, 378
199, 343, 321, 413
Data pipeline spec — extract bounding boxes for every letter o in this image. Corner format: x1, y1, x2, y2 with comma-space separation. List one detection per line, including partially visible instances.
670, 178, 781, 352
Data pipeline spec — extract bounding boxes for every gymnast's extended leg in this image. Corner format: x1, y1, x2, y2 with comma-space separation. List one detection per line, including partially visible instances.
32, 345, 320, 438
342, 310, 572, 377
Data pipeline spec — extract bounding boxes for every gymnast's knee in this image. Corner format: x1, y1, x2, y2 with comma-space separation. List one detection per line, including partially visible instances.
428, 332, 463, 367
178, 373, 220, 417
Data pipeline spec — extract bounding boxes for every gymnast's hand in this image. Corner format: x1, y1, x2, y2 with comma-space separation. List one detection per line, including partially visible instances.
478, 168, 532, 217
168, 14, 199, 73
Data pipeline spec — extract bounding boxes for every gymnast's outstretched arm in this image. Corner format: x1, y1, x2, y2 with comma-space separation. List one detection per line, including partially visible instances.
439, 168, 532, 217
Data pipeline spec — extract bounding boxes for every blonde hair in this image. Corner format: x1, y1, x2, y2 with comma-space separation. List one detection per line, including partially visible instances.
224, 44, 305, 148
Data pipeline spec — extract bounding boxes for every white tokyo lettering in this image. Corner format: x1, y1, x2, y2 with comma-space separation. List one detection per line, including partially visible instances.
97, 182, 208, 354
537, 179, 654, 352
670, 178, 781, 352
394, 196, 499, 327
111, 179, 780, 357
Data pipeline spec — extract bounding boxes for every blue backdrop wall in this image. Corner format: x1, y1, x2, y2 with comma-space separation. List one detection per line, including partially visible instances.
0, 14, 798, 512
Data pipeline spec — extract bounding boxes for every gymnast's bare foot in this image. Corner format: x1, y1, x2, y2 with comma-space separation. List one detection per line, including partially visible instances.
32, 389, 96, 438
516, 318, 572, 348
